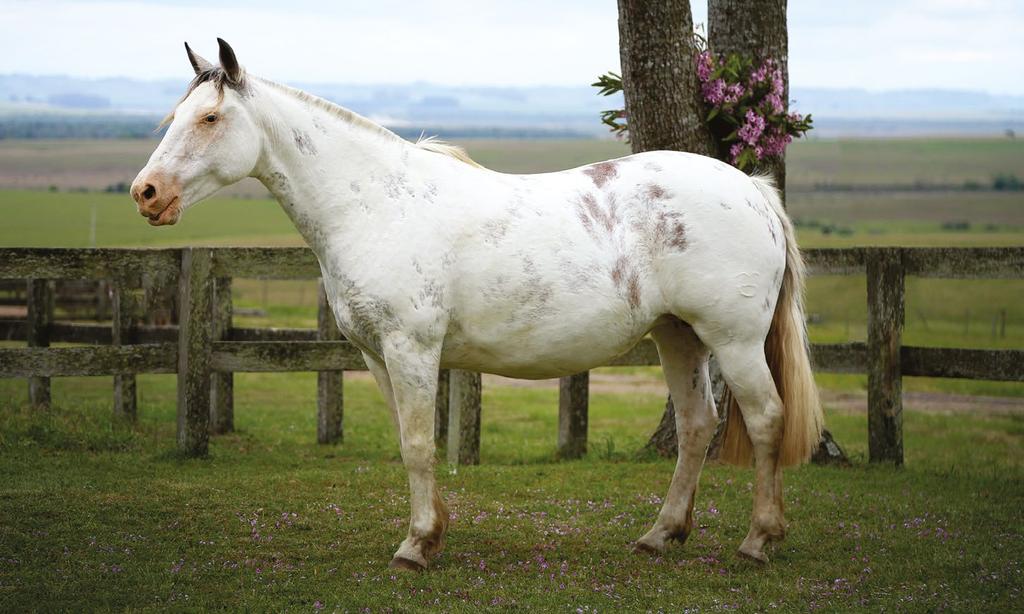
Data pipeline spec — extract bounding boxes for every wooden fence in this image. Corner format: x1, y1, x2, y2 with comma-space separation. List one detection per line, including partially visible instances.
1, 246, 1021, 465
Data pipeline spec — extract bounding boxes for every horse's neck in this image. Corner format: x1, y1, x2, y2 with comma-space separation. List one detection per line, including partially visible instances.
251, 82, 407, 251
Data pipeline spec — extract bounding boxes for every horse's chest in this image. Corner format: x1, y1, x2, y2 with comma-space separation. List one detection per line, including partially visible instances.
322, 277, 402, 360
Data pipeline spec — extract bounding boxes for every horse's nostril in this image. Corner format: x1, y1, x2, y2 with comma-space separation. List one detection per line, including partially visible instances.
142, 184, 156, 200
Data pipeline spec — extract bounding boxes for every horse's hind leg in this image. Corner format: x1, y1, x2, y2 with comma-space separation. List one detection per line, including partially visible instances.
711, 341, 787, 563
633, 317, 718, 554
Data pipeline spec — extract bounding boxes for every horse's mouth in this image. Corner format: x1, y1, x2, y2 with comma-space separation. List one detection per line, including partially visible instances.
146, 196, 181, 226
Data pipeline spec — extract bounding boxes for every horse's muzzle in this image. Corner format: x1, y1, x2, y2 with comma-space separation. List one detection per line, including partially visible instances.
131, 171, 182, 226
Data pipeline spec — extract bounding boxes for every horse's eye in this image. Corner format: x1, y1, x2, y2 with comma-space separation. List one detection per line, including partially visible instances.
203, 114, 218, 123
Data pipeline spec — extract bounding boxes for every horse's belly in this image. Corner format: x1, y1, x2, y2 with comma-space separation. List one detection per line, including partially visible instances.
441, 304, 651, 379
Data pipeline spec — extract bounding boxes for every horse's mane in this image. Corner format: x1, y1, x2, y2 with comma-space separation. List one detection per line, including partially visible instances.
161, 67, 482, 169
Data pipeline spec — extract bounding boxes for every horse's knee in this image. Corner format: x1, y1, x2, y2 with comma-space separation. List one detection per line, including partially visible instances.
400, 436, 436, 469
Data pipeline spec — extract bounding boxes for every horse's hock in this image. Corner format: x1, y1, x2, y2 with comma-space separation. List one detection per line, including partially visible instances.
1, 246, 1022, 464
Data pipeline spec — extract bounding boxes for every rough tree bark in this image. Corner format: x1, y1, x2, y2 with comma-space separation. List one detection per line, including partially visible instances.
622, 0, 846, 465
708, 0, 788, 192
617, 0, 718, 157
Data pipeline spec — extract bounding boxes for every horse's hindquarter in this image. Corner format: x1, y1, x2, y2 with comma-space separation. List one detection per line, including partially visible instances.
440, 151, 786, 378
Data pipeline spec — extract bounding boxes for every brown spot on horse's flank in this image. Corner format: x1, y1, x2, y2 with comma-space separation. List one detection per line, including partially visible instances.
610, 256, 641, 309
583, 161, 619, 188
654, 210, 688, 251
611, 256, 627, 286
626, 271, 642, 309
645, 183, 668, 200
576, 192, 621, 237
581, 192, 600, 218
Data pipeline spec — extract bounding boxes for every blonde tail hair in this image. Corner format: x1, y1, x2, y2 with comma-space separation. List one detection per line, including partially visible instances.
718, 175, 824, 467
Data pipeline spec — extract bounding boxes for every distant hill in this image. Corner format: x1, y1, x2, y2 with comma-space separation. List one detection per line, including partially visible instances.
1, 74, 1021, 138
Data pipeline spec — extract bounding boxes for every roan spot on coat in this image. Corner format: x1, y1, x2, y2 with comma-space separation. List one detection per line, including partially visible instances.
582, 161, 619, 188
292, 129, 317, 156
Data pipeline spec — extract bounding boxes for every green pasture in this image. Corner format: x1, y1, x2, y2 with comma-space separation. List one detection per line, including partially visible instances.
0, 137, 1021, 609
1, 372, 1021, 611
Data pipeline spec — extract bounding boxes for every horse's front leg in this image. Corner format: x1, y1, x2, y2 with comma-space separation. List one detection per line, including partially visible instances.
377, 334, 448, 571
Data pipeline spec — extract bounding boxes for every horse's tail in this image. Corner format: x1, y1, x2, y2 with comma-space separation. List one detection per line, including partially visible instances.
718, 174, 824, 467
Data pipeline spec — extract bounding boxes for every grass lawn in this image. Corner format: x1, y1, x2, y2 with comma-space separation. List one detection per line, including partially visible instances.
0, 137, 1021, 609
1, 373, 1022, 611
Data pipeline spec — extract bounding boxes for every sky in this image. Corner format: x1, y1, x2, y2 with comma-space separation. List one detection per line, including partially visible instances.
1, 0, 1022, 95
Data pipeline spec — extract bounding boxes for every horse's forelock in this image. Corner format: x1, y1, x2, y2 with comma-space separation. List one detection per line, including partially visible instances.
158, 68, 245, 130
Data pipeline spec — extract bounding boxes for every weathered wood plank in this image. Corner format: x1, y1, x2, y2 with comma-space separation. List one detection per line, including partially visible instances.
229, 327, 318, 342
317, 280, 343, 444
210, 341, 366, 372
558, 371, 589, 458
606, 338, 660, 366
111, 283, 137, 421
26, 279, 53, 407
866, 248, 904, 465
804, 248, 867, 276
0, 320, 332, 346
209, 277, 234, 435
177, 248, 213, 457
0, 248, 179, 282
447, 370, 482, 466
0, 321, 182, 345
0, 344, 177, 377
211, 247, 320, 279
901, 247, 1024, 279
901, 347, 1024, 382
810, 343, 868, 373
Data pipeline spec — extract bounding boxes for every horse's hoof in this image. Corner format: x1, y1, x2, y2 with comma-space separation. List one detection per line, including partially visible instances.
737, 546, 769, 564
631, 540, 663, 556
389, 556, 426, 572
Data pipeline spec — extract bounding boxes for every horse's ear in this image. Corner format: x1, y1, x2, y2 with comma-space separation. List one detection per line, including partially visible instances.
217, 38, 243, 85
184, 42, 213, 75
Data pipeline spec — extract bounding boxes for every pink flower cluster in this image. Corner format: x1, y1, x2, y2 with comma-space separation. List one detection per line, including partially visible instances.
695, 51, 810, 169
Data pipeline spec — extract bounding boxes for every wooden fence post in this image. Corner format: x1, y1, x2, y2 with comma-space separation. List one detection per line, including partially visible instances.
209, 277, 234, 434
26, 278, 53, 408
447, 370, 481, 465
867, 248, 905, 465
317, 280, 343, 444
558, 371, 589, 458
111, 283, 137, 421
177, 248, 213, 456
435, 369, 450, 449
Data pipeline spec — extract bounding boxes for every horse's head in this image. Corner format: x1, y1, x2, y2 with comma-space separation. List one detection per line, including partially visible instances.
131, 39, 262, 226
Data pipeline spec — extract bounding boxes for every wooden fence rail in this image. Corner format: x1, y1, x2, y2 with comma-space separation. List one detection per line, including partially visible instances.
1, 246, 1022, 465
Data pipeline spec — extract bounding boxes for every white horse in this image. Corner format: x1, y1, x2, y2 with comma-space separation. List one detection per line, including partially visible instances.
132, 40, 823, 569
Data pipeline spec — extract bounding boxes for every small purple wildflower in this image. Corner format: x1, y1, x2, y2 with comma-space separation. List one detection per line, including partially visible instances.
702, 78, 727, 105
737, 109, 766, 146
696, 51, 714, 82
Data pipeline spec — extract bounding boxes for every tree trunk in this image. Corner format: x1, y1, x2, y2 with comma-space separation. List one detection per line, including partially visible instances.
708, 0, 788, 193
617, 0, 717, 157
